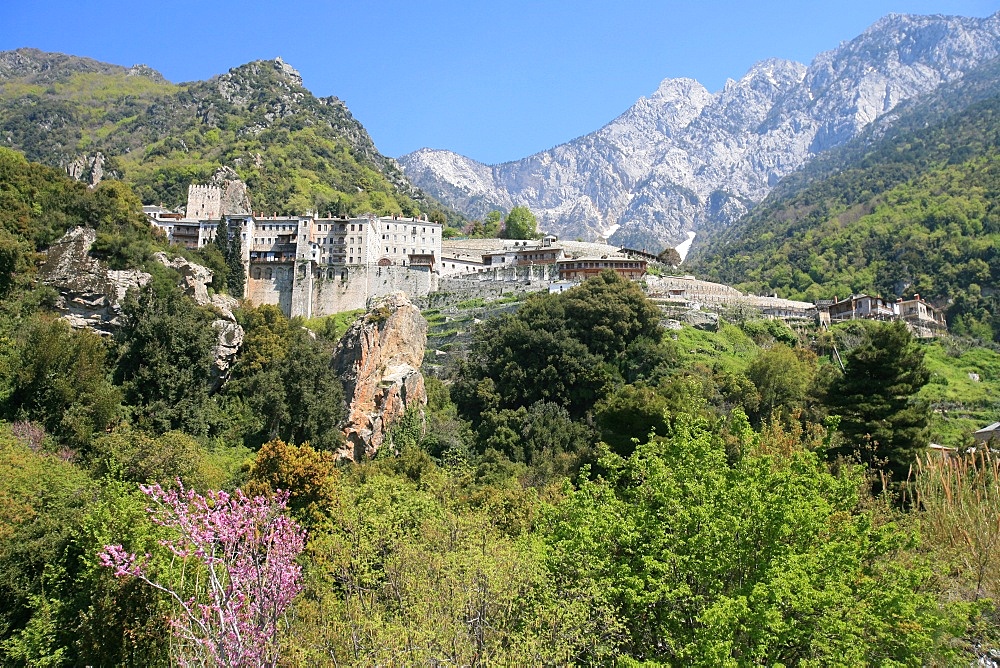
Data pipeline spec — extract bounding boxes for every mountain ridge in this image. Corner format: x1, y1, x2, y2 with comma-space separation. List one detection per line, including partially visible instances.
399, 11, 1000, 250
0, 48, 461, 223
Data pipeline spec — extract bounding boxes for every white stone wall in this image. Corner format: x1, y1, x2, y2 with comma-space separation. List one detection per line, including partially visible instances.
248, 263, 439, 317
311, 265, 437, 315
246, 263, 294, 315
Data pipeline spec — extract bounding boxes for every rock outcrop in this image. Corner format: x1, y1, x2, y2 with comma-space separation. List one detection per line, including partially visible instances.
66, 152, 105, 186
400, 11, 1000, 251
38, 226, 150, 334
209, 166, 252, 216
331, 292, 428, 461
38, 228, 243, 376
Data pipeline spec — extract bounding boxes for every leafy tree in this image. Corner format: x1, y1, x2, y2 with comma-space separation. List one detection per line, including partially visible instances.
454, 271, 661, 423
244, 439, 339, 526
594, 384, 671, 456
225, 305, 345, 450
469, 210, 503, 238
89, 426, 208, 488
621, 335, 680, 384
276, 333, 346, 450
529, 269, 661, 360
745, 343, 816, 424
0, 431, 94, 663
114, 284, 219, 435
657, 247, 682, 268
2, 315, 122, 450
0, 229, 33, 296
454, 317, 611, 420
502, 205, 539, 239
475, 400, 594, 467
827, 321, 931, 481
544, 413, 964, 664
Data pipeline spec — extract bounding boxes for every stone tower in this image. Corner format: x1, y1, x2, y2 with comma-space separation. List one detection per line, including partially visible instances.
186, 184, 222, 220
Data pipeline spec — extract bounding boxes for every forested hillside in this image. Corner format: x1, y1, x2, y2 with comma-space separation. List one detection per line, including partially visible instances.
691, 92, 1000, 342
0, 49, 459, 222
0, 148, 998, 664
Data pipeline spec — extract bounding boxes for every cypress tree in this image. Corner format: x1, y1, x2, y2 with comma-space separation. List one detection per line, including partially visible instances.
827, 320, 930, 482
226, 226, 245, 298
214, 215, 230, 256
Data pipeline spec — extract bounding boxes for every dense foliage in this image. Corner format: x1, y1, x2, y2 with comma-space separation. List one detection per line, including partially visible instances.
692, 94, 1000, 342
0, 149, 997, 664
501, 205, 539, 239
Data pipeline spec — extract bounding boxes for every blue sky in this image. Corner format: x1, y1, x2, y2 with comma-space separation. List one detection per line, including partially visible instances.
3, 1, 998, 164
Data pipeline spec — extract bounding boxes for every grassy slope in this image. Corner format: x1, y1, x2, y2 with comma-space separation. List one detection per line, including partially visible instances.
921, 341, 1000, 446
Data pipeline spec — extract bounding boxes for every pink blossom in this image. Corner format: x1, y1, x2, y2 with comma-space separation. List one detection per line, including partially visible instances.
100, 481, 305, 668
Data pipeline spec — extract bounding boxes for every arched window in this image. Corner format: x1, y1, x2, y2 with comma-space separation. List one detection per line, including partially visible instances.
340, 269, 348, 282
252, 267, 261, 279
265, 268, 273, 280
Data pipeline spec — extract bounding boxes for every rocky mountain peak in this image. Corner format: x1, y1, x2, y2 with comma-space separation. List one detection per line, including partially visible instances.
400, 11, 1000, 251
125, 63, 166, 82
272, 56, 303, 86
0, 48, 139, 84
739, 58, 807, 89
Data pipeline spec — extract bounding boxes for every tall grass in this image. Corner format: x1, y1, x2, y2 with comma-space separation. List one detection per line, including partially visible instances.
912, 449, 1000, 601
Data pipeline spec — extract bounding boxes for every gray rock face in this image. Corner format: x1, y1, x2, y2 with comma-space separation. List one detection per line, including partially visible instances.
400, 12, 1000, 251
39, 227, 151, 334
65, 152, 105, 186
331, 292, 428, 461
38, 228, 243, 376
208, 166, 252, 216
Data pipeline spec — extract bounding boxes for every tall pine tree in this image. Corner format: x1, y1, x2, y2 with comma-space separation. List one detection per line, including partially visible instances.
827, 320, 930, 482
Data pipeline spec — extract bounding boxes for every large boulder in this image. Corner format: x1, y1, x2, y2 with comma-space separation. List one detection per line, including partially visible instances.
211, 166, 252, 216
332, 292, 428, 461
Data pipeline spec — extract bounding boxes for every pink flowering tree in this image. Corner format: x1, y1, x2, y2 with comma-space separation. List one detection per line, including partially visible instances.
100, 482, 305, 668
